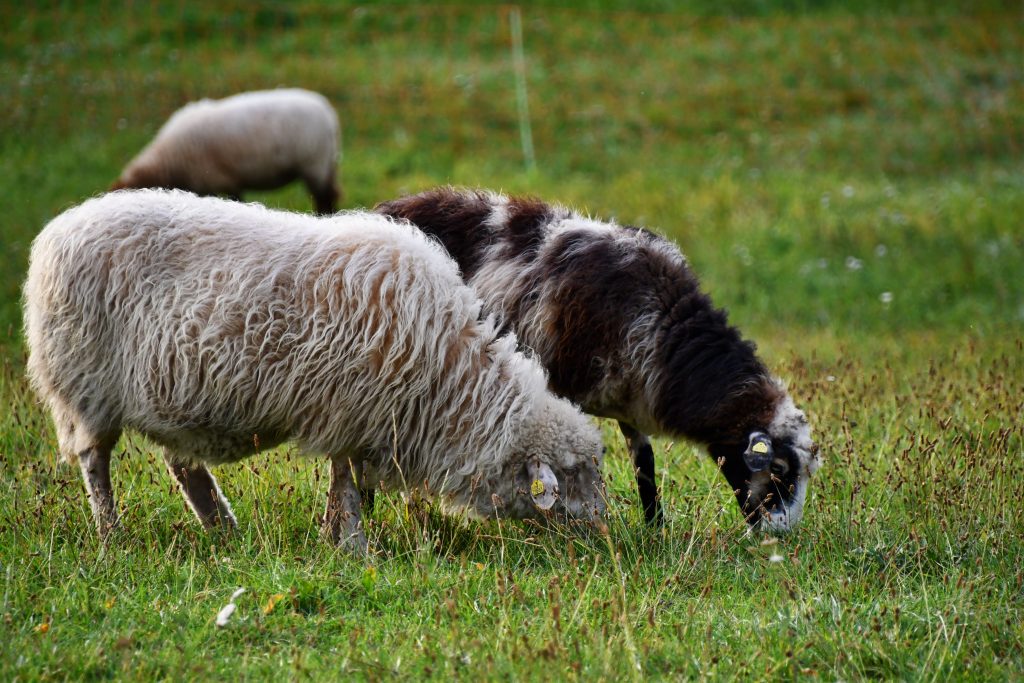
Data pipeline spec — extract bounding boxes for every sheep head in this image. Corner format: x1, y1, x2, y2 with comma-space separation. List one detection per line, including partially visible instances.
475, 395, 607, 525
708, 394, 820, 532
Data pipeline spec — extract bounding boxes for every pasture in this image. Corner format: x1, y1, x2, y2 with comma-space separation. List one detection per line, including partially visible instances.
1, 2, 1021, 679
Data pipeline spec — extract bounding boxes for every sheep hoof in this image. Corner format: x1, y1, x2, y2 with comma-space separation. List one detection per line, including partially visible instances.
342, 532, 369, 556
323, 522, 368, 555
208, 515, 238, 538
95, 515, 123, 545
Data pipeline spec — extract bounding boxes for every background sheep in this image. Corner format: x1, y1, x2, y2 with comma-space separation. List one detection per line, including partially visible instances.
23, 190, 606, 552
111, 88, 342, 214
377, 187, 821, 531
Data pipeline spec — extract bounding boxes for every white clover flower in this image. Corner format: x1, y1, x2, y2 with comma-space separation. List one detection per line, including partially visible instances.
215, 587, 246, 628
215, 603, 236, 627
880, 292, 893, 305
732, 244, 753, 267
845, 256, 863, 271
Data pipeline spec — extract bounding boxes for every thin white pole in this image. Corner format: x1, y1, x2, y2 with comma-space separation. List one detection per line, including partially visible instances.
509, 6, 536, 172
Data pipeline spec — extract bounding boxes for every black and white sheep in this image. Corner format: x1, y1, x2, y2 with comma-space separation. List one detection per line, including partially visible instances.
111, 89, 342, 214
23, 190, 606, 552
377, 187, 820, 531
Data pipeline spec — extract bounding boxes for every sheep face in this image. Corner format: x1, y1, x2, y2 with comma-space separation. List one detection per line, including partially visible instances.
473, 398, 607, 523
709, 396, 820, 532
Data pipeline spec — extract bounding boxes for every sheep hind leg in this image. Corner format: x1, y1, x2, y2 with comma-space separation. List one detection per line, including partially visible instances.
164, 453, 237, 531
54, 400, 122, 539
323, 455, 368, 554
619, 422, 664, 526
76, 440, 121, 539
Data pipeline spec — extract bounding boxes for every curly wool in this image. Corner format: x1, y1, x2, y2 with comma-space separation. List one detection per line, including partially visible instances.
24, 190, 565, 504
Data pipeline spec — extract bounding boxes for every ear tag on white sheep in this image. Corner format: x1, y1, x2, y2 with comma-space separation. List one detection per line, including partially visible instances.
743, 431, 774, 472
527, 460, 559, 511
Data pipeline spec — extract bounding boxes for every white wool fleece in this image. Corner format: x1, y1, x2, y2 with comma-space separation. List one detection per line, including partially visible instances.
23, 190, 604, 514
117, 88, 339, 196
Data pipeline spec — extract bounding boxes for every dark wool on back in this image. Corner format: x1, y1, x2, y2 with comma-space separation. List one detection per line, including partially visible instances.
377, 187, 820, 531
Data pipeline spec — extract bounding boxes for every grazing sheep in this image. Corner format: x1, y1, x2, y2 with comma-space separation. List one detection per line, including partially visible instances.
23, 190, 606, 552
377, 187, 821, 532
111, 89, 341, 214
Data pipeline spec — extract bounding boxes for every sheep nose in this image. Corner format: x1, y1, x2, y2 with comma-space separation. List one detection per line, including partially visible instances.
763, 506, 790, 528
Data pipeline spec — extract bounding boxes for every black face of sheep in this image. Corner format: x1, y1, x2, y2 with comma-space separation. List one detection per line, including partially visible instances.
708, 427, 819, 532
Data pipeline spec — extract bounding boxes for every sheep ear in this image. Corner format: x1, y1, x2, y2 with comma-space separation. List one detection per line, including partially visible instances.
744, 431, 774, 472
527, 460, 559, 511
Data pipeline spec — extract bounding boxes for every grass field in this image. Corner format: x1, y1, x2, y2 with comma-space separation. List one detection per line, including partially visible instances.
1, 2, 1022, 679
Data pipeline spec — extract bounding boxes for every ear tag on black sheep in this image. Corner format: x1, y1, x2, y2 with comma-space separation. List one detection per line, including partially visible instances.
744, 431, 774, 472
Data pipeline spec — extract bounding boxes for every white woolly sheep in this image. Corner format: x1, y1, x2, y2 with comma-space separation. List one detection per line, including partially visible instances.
23, 189, 606, 552
112, 88, 342, 214
377, 188, 821, 532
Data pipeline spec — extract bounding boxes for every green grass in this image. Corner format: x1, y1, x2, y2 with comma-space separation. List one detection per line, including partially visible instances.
1, 2, 1022, 679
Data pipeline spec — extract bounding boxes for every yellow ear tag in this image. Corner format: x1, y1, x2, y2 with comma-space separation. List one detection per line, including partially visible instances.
752, 441, 769, 454
531, 479, 546, 497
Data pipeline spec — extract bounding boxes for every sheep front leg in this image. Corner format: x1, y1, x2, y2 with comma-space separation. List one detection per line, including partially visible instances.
619, 422, 664, 526
77, 444, 120, 538
165, 454, 237, 531
306, 170, 340, 215
324, 456, 368, 554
